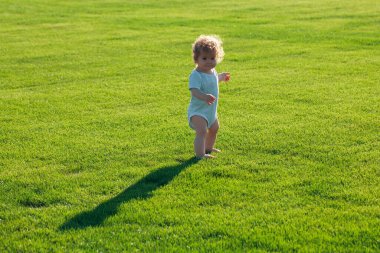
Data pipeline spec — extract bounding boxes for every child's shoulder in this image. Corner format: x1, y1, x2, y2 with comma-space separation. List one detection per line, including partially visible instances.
190, 69, 218, 76
190, 69, 199, 75
189, 69, 201, 78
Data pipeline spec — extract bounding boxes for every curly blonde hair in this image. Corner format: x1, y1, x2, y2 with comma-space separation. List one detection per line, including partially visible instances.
192, 35, 225, 63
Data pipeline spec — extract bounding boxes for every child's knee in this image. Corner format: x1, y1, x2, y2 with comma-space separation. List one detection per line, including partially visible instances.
191, 116, 208, 136
209, 125, 219, 134
209, 121, 219, 134
195, 127, 208, 137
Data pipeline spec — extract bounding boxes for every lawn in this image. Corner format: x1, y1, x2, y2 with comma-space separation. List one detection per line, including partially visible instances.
0, 0, 379, 251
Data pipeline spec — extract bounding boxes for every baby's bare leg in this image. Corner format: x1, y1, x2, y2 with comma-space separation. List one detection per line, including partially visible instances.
191, 116, 214, 158
205, 119, 220, 153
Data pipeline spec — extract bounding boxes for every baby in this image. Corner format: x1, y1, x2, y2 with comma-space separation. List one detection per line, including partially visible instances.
187, 35, 230, 159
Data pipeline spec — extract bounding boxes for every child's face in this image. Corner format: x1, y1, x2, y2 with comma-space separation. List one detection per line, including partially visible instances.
195, 50, 217, 73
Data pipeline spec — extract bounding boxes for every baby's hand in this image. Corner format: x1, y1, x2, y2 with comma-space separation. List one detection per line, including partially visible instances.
220, 72, 230, 82
206, 94, 216, 105
225, 73, 230, 81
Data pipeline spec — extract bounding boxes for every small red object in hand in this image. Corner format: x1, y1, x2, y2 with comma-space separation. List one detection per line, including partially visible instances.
207, 95, 216, 105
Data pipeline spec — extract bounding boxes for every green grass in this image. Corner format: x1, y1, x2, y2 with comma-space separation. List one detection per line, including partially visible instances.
1, 0, 379, 251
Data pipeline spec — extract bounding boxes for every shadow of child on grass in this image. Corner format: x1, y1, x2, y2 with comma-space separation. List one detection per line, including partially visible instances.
59, 157, 199, 230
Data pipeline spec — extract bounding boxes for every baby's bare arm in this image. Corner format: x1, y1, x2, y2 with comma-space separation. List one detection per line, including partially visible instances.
190, 88, 216, 105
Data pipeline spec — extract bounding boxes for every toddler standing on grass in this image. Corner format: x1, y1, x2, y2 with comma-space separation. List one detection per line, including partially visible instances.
187, 35, 230, 159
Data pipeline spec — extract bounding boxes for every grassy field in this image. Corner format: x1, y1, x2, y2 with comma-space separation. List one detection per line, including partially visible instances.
1, 0, 379, 251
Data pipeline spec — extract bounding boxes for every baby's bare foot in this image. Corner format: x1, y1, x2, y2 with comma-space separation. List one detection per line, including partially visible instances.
206, 148, 221, 154
196, 154, 215, 159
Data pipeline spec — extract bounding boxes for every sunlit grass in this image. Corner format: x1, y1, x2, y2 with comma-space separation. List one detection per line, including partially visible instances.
0, 0, 379, 251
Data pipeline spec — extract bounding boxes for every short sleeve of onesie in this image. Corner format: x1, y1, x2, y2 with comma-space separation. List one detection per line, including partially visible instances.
189, 71, 202, 90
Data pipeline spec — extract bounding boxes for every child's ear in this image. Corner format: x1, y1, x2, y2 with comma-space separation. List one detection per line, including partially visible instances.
193, 56, 198, 64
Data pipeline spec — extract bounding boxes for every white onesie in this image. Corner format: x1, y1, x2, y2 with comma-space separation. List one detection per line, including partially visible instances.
187, 69, 219, 129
